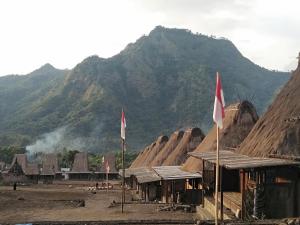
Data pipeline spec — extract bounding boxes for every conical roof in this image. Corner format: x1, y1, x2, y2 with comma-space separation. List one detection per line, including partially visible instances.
163, 127, 205, 166
237, 60, 300, 158
183, 101, 258, 172
150, 130, 184, 166
130, 143, 153, 168
130, 136, 168, 168
142, 135, 169, 166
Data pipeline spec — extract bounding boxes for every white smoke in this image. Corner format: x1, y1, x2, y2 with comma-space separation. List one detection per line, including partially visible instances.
26, 126, 87, 154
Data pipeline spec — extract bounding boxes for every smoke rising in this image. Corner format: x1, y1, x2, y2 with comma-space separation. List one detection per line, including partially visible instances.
26, 126, 87, 154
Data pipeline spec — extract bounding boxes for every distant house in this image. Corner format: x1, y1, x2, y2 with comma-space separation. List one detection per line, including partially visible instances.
2, 154, 29, 184
68, 152, 91, 180
95, 153, 119, 180
40, 153, 61, 182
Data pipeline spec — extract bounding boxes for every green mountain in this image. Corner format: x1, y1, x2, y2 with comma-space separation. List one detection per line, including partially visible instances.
0, 26, 290, 152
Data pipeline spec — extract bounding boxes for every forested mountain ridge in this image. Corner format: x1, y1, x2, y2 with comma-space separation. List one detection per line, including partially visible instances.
0, 26, 290, 152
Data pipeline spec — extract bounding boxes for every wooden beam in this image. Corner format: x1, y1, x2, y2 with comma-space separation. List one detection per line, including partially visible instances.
241, 169, 245, 220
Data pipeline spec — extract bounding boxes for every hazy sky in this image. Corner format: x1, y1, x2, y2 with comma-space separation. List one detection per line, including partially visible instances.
0, 0, 299, 75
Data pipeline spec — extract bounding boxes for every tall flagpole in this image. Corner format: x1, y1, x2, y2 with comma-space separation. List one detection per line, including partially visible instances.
121, 138, 125, 213
215, 127, 219, 225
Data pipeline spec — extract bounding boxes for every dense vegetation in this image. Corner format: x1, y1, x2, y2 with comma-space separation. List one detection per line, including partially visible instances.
0, 26, 290, 153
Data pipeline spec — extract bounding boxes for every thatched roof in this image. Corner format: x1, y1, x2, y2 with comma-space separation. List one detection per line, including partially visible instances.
183, 101, 258, 172
163, 127, 205, 166
150, 130, 184, 166
9, 154, 39, 175
41, 153, 59, 175
26, 163, 39, 175
130, 136, 169, 168
72, 152, 89, 172
10, 154, 27, 173
100, 153, 117, 173
237, 61, 300, 158
130, 143, 152, 168
141, 135, 169, 166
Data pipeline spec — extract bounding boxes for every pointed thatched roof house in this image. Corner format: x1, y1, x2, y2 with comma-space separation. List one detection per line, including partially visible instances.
72, 152, 89, 172
2, 154, 39, 183
41, 153, 59, 176
10, 154, 27, 173
100, 153, 117, 173
237, 56, 300, 158
183, 101, 258, 172
150, 130, 184, 166
163, 127, 205, 166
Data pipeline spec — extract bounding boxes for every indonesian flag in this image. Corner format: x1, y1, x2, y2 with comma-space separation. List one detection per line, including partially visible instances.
213, 72, 225, 129
105, 161, 110, 174
121, 109, 126, 140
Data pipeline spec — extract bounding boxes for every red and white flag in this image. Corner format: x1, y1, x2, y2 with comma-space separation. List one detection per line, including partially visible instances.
121, 109, 126, 140
106, 160, 110, 174
213, 72, 225, 129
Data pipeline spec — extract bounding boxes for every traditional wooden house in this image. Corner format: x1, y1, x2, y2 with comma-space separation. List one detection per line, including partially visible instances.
189, 150, 300, 219
182, 101, 258, 173
95, 153, 119, 180
124, 167, 161, 202
68, 152, 91, 180
40, 153, 60, 182
1, 154, 39, 183
231, 58, 300, 219
1, 154, 28, 184
152, 166, 202, 204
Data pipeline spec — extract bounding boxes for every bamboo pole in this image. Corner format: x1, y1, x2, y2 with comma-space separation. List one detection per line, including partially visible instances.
215, 127, 219, 225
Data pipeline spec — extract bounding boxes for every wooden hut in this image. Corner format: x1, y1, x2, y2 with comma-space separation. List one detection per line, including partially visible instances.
232, 59, 300, 219
41, 153, 60, 182
68, 152, 91, 180
163, 128, 205, 166
183, 101, 258, 173
2, 154, 39, 184
95, 153, 119, 180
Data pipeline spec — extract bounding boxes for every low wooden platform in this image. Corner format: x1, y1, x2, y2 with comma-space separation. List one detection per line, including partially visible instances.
222, 192, 242, 216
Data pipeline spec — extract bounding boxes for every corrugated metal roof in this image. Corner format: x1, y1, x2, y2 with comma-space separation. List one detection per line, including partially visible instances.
152, 166, 202, 180
188, 150, 300, 170
123, 166, 201, 183
124, 167, 161, 183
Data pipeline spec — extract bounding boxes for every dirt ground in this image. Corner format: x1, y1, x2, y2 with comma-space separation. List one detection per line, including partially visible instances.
0, 181, 200, 223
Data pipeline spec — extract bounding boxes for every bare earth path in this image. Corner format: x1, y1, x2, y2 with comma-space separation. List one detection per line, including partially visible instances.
0, 183, 199, 223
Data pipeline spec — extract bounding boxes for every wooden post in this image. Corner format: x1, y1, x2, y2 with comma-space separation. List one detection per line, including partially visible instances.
202, 159, 205, 207
220, 166, 223, 221
215, 127, 220, 225
121, 139, 125, 213
241, 169, 245, 220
